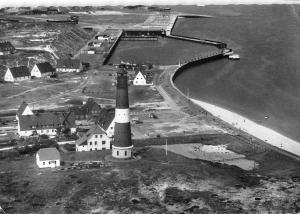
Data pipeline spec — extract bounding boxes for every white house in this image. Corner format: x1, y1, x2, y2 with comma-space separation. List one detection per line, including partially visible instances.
16, 101, 34, 121
133, 70, 153, 86
4, 66, 31, 82
36, 147, 60, 168
16, 102, 76, 137
56, 59, 82, 73
31, 62, 55, 78
75, 124, 111, 152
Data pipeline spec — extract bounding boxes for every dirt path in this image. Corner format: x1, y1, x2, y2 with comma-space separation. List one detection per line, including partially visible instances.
155, 65, 180, 111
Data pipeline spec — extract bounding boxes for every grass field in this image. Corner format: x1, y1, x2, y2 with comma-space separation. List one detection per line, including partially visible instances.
0, 144, 299, 213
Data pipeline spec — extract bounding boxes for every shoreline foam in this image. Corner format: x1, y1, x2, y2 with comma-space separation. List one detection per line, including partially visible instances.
190, 98, 300, 157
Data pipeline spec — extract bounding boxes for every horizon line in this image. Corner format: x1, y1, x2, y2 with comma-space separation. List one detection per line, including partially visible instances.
1, 0, 300, 8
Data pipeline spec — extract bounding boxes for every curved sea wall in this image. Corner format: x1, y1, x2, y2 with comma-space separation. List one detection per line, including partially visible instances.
172, 51, 225, 81
170, 53, 300, 158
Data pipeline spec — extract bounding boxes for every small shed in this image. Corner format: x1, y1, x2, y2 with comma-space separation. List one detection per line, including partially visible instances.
36, 147, 60, 168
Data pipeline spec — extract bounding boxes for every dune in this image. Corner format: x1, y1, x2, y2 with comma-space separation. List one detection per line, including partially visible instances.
190, 98, 300, 157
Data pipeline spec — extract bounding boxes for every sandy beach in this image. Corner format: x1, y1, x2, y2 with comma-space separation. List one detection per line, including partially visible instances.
190, 98, 300, 157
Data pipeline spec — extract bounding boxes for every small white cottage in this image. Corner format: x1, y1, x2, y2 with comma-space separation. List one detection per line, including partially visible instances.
36, 147, 60, 168
133, 70, 153, 86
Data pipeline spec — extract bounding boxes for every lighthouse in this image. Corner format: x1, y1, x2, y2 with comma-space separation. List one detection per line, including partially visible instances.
112, 69, 133, 159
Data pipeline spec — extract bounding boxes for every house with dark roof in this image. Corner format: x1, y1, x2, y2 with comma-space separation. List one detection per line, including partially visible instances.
75, 124, 111, 152
17, 111, 76, 137
31, 62, 55, 78
0, 41, 15, 55
71, 98, 102, 125
36, 147, 60, 168
133, 70, 153, 86
16, 101, 34, 120
4, 66, 31, 82
56, 59, 82, 73
95, 108, 115, 137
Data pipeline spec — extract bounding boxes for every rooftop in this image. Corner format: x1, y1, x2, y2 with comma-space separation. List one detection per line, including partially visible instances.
37, 147, 60, 161
35, 62, 55, 74
18, 111, 75, 131
56, 59, 81, 69
0, 41, 15, 52
75, 124, 106, 146
8, 66, 30, 78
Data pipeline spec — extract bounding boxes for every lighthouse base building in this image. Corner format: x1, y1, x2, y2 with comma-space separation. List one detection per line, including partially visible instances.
112, 69, 133, 159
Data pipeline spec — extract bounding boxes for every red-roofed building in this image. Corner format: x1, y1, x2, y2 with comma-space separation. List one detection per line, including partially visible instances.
36, 147, 60, 168
75, 124, 111, 152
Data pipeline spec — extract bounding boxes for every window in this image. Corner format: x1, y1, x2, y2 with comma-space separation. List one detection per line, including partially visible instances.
100, 135, 102, 138
47, 130, 49, 133
102, 141, 105, 145
90, 142, 92, 146
95, 135, 98, 138
125, 151, 127, 156
117, 151, 119, 156
43, 162, 45, 165
95, 141, 97, 145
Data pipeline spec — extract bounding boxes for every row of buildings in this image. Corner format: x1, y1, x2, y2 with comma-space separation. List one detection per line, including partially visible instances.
3, 59, 82, 82
16, 98, 115, 152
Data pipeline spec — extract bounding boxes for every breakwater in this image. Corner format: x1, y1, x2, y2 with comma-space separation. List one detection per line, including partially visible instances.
120, 37, 158, 41
172, 50, 226, 80
102, 31, 122, 65
102, 14, 228, 65
166, 15, 227, 49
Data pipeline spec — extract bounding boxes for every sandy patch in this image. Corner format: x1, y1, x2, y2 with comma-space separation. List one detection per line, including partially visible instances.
152, 143, 258, 170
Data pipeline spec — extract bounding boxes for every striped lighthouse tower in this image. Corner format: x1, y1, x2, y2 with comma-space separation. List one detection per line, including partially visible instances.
112, 69, 133, 159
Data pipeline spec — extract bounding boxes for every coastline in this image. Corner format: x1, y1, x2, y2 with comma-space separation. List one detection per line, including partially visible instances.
164, 62, 300, 158
190, 98, 300, 157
